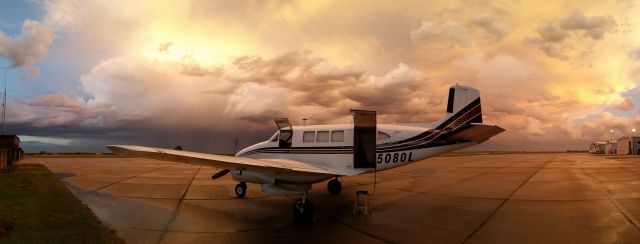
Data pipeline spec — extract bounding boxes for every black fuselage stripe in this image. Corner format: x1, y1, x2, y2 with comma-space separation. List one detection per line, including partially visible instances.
239, 114, 478, 156
238, 98, 481, 157
240, 141, 468, 156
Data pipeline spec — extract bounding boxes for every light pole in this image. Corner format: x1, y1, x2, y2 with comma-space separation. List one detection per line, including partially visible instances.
610, 129, 614, 142
633, 128, 637, 137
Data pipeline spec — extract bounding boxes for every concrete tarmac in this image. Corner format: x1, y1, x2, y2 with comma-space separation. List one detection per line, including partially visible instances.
36, 153, 640, 243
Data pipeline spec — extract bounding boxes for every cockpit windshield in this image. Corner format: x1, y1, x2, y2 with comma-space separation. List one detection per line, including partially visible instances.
269, 132, 279, 142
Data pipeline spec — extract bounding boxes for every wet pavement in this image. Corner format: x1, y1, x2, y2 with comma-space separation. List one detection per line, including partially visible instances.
34, 153, 640, 243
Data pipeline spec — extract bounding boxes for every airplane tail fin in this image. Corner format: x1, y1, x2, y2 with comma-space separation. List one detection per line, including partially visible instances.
433, 84, 482, 130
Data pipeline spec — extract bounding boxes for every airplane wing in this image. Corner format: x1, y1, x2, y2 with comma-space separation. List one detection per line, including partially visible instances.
107, 145, 348, 176
446, 123, 505, 143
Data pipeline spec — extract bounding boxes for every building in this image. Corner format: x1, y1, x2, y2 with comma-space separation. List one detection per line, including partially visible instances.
617, 136, 640, 155
0, 135, 22, 170
589, 142, 606, 154
605, 141, 618, 154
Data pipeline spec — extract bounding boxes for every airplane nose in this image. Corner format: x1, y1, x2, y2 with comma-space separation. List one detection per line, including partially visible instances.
236, 142, 264, 157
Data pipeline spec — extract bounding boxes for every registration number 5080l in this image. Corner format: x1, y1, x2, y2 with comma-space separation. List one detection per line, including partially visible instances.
376, 152, 414, 164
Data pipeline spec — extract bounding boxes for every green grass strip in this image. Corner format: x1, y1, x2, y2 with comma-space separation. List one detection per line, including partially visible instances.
0, 164, 123, 243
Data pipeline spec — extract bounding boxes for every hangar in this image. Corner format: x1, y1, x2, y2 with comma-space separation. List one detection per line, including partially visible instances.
616, 136, 640, 155
589, 142, 606, 154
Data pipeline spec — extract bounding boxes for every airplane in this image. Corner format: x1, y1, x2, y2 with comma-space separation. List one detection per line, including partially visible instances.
108, 84, 504, 223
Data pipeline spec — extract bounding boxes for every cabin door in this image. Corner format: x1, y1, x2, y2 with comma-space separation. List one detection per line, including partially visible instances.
274, 118, 293, 148
352, 110, 376, 169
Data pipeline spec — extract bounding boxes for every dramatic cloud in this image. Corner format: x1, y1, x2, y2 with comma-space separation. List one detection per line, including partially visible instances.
0, 20, 53, 78
613, 97, 635, 111
411, 21, 470, 48
4, 0, 640, 152
527, 10, 617, 59
558, 10, 617, 39
630, 48, 640, 60
27, 93, 84, 109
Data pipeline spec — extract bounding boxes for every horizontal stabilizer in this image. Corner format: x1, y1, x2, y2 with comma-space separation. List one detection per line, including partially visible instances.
446, 123, 505, 143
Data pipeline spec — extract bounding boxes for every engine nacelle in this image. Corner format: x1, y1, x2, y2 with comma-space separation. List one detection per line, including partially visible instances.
231, 170, 275, 184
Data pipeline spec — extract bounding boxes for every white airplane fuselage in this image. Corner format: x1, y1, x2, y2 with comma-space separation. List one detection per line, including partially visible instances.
230, 85, 491, 191
235, 123, 476, 186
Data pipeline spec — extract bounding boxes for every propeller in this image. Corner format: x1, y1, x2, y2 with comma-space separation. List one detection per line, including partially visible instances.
211, 169, 230, 180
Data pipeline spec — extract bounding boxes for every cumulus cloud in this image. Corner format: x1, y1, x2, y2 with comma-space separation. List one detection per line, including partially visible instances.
613, 97, 635, 111
223, 54, 431, 123
0, 20, 54, 78
27, 93, 84, 109
223, 82, 294, 122
468, 16, 508, 42
411, 21, 470, 48
411, 16, 508, 48
630, 48, 640, 60
7, 0, 639, 152
527, 10, 617, 59
343, 63, 425, 108
558, 10, 617, 39
12, 51, 433, 133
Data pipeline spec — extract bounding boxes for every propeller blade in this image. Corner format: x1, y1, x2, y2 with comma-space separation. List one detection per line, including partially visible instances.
211, 169, 230, 180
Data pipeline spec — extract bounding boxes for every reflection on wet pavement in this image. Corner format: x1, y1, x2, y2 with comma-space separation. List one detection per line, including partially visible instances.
37, 154, 640, 243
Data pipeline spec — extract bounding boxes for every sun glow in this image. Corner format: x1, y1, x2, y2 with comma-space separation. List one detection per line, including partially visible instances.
141, 39, 237, 66
139, 24, 252, 66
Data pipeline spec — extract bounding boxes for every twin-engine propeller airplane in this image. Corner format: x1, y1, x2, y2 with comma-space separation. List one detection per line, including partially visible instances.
108, 84, 504, 222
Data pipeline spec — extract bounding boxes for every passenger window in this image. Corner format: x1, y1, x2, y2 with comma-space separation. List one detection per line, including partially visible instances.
378, 131, 391, 139
331, 130, 344, 142
316, 131, 330, 142
303, 131, 315, 142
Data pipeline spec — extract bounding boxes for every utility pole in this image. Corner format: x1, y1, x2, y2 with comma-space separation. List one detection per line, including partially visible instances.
2, 67, 7, 135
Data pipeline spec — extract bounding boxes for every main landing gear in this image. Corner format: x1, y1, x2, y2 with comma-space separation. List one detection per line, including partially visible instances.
327, 178, 342, 195
292, 191, 314, 224
234, 182, 247, 198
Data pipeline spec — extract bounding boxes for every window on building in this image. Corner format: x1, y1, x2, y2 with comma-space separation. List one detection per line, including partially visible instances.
303, 131, 315, 142
331, 130, 344, 142
317, 131, 330, 142
378, 131, 391, 139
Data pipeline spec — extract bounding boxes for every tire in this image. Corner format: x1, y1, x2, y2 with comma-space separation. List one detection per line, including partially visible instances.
235, 183, 247, 198
292, 198, 314, 224
327, 179, 342, 195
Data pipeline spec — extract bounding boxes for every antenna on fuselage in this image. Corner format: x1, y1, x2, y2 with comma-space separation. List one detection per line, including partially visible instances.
233, 137, 239, 155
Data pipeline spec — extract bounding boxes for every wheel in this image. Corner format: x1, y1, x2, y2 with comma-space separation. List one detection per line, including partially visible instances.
327, 178, 342, 195
234, 182, 247, 198
292, 198, 314, 224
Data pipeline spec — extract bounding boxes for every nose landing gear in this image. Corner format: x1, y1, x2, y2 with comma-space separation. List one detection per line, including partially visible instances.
292, 191, 314, 224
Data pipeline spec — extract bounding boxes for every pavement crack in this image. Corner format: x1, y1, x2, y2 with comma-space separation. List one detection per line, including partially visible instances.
461, 156, 554, 243
325, 216, 396, 244
155, 166, 202, 244
88, 165, 173, 193
580, 165, 640, 232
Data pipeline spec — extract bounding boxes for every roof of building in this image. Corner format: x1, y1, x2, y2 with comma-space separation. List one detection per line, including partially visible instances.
0, 135, 20, 146
617, 136, 640, 140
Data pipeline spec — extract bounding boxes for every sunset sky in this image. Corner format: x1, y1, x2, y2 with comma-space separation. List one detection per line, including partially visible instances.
1, 0, 639, 152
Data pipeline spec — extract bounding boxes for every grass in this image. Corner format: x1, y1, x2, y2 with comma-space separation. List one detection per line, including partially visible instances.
0, 164, 123, 243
